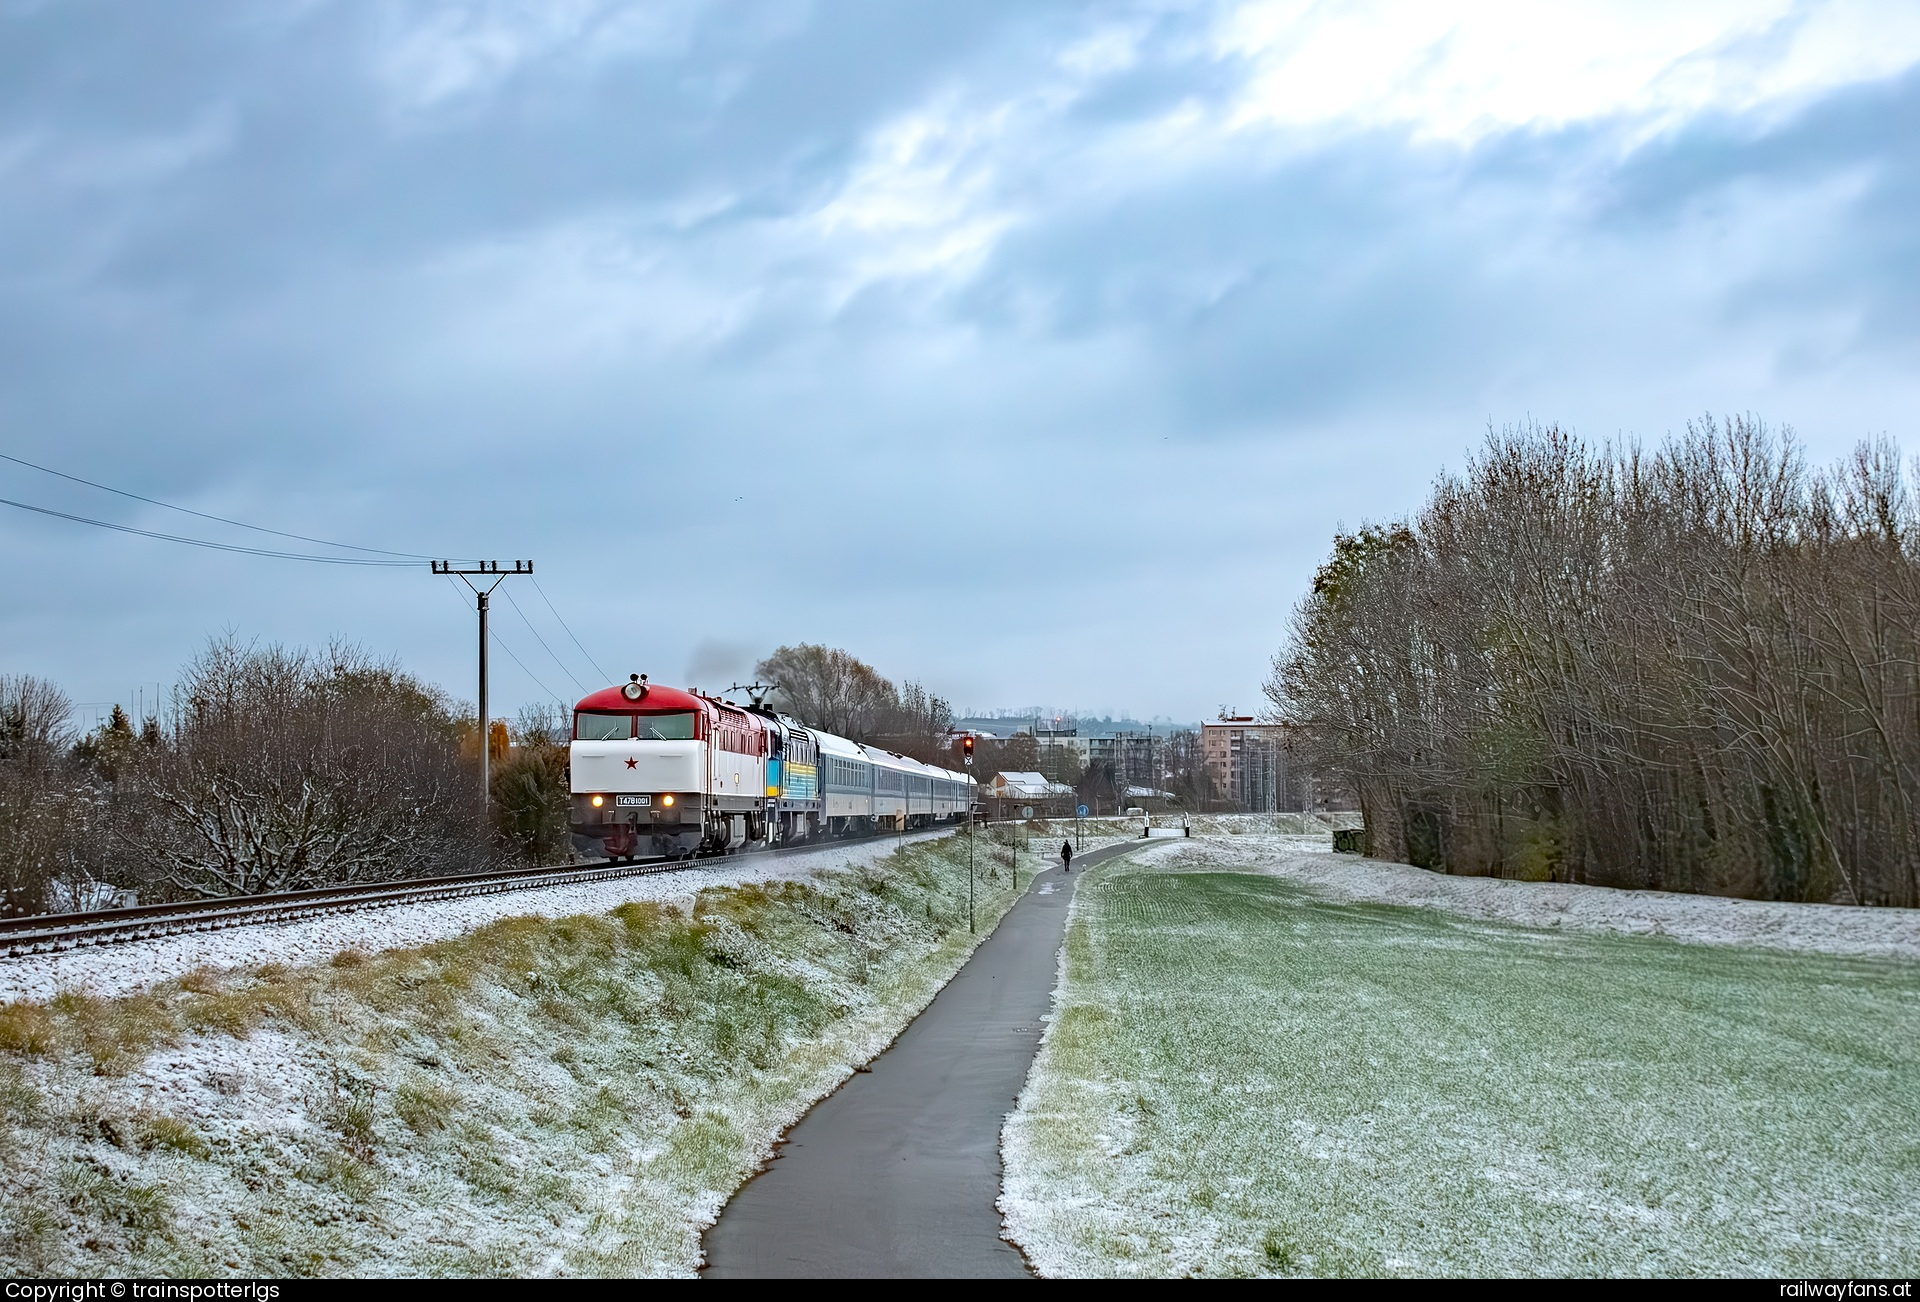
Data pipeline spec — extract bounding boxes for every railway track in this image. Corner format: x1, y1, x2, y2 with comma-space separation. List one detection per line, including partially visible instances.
0, 828, 958, 959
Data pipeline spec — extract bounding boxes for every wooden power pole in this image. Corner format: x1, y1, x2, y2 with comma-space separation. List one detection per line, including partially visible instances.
434, 559, 532, 825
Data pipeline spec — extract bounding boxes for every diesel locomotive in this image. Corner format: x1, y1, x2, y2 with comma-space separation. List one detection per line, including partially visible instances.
569, 674, 974, 860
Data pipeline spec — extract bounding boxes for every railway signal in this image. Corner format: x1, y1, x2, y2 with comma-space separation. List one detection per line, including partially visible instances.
433, 559, 533, 824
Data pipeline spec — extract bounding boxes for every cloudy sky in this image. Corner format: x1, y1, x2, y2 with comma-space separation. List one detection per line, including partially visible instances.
4, 0, 1918, 727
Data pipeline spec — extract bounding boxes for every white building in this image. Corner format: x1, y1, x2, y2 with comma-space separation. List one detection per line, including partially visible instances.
987, 771, 1078, 815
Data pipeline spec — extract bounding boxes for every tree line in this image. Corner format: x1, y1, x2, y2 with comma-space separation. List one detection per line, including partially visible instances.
1268, 417, 1920, 906
754, 644, 957, 765
0, 636, 548, 915
0, 638, 973, 915
756, 645, 1224, 810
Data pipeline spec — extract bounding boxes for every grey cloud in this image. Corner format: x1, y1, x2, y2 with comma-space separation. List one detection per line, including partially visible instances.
1, 1, 1917, 724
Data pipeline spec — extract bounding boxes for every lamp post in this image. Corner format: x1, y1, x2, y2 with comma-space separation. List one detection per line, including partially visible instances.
963, 734, 975, 934
967, 827, 975, 935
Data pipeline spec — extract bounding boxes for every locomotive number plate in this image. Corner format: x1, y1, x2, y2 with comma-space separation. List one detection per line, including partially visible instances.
615, 794, 650, 807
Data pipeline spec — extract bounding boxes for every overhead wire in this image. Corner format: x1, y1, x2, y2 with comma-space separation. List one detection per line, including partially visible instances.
441, 577, 568, 712
0, 449, 450, 560
0, 495, 423, 566
3, 449, 607, 705
490, 630, 568, 711
530, 575, 612, 685
502, 588, 588, 697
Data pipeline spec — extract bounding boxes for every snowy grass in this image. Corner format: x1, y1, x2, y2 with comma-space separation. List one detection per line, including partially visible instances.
0, 833, 1025, 1277
1002, 841, 1920, 1277
0, 831, 963, 1004
1203, 833, 1920, 961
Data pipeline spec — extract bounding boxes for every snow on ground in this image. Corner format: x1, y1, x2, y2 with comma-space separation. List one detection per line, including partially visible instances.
1001, 833, 1920, 1277
1144, 832, 1920, 960
0, 832, 956, 1004
0, 832, 1037, 1276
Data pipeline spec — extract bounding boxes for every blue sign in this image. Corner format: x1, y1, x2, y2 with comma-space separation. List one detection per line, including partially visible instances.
1077, 804, 1089, 818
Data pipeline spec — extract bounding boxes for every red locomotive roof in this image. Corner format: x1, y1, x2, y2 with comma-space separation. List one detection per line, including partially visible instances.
574, 683, 706, 713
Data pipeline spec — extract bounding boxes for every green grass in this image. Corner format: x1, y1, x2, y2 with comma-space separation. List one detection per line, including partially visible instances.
1003, 859, 1920, 1277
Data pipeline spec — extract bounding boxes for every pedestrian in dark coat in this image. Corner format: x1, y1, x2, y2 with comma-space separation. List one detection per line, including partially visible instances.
1061, 840, 1074, 872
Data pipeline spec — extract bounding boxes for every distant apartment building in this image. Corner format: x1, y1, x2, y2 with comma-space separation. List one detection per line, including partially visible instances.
1024, 728, 1156, 787
1201, 715, 1310, 812
1085, 732, 1160, 789
1032, 728, 1088, 783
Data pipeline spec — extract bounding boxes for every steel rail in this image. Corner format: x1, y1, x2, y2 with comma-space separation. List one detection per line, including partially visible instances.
0, 827, 960, 959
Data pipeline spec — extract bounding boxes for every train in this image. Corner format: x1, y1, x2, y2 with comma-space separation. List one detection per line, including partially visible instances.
569, 674, 976, 860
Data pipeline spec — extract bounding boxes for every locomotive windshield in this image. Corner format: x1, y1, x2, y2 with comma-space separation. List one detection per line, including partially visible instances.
636, 712, 696, 741
573, 711, 698, 741
575, 712, 632, 741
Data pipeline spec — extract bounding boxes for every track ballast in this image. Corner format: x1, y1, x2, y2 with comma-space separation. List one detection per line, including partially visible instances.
0, 829, 958, 959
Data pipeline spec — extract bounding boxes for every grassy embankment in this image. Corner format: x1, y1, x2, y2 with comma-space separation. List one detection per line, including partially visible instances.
1003, 846, 1920, 1276
0, 832, 1033, 1277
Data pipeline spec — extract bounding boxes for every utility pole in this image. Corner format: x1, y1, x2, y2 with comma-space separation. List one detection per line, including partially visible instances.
434, 560, 533, 826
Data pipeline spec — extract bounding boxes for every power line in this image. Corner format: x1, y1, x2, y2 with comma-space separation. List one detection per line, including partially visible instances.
0, 449, 444, 560
441, 577, 567, 710
502, 588, 588, 697
530, 575, 612, 685
491, 626, 568, 710
0, 495, 422, 565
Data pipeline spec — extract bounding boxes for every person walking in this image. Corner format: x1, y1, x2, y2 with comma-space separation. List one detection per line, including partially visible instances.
1061, 840, 1074, 873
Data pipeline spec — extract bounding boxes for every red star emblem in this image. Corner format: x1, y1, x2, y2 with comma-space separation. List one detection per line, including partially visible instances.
625, 757, 638, 769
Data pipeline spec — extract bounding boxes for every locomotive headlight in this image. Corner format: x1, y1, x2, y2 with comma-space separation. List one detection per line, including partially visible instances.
662, 794, 675, 807
591, 794, 604, 808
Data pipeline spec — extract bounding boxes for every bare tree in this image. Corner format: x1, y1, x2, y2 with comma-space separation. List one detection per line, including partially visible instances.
1158, 729, 1210, 807
756, 645, 898, 739
0, 675, 91, 914
1076, 758, 1124, 815
872, 680, 956, 764
754, 645, 957, 762
992, 731, 1041, 775
1270, 417, 1920, 906
121, 636, 480, 898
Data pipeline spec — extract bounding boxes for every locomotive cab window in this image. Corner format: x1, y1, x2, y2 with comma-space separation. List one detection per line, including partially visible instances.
637, 712, 696, 741
575, 712, 633, 741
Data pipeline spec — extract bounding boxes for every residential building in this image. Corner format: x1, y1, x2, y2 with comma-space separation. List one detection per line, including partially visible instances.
1032, 728, 1089, 783
1085, 732, 1159, 789
986, 771, 1079, 818
1201, 715, 1308, 812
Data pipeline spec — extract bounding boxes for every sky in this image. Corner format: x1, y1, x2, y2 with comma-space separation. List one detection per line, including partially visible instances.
3, 0, 1918, 728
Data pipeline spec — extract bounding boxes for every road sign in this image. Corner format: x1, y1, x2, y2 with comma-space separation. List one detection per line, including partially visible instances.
1077, 804, 1088, 818
1022, 806, 1033, 819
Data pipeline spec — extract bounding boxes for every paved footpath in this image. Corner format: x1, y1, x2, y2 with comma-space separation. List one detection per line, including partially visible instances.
701, 837, 1143, 1278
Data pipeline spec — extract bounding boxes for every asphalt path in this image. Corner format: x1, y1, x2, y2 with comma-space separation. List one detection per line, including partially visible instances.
701, 836, 1144, 1278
